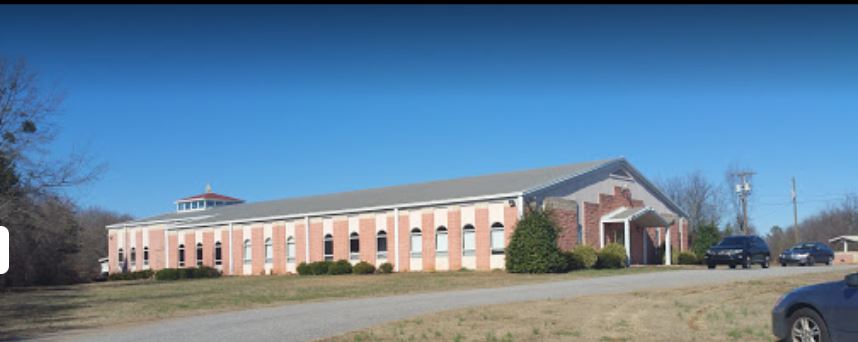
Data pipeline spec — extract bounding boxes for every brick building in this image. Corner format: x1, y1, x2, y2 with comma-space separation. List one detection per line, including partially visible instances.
106, 158, 688, 275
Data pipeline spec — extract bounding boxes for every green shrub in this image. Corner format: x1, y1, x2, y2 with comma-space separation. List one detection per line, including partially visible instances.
328, 260, 353, 275
108, 269, 154, 281
378, 262, 393, 274
155, 266, 220, 281
297, 262, 311, 275
677, 251, 698, 265
566, 245, 599, 271
596, 243, 627, 269
353, 261, 375, 274
309, 261, 332, 275
505, 209, 566, 273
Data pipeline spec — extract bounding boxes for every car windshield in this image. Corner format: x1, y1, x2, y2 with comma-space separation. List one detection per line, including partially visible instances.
717, 237, 748, 246
790, 243, 817, 250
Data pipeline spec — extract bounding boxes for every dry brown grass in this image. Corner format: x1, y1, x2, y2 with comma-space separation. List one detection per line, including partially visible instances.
326, 270, 852, 342
0, 266, 677, 340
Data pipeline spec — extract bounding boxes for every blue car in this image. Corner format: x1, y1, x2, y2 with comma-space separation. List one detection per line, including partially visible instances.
772, 272, 858, 341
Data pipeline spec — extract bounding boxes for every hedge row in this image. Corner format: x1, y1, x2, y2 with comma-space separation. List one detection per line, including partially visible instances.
296, 260, 393, 276
154, 266, 221, 281
108, 269, 154, 281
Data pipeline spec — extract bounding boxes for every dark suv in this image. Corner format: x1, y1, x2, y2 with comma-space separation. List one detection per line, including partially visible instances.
704, 235, 771, 269
779, 242, 835, 267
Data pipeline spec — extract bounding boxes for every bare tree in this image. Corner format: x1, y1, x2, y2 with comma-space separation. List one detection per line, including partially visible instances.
656, 170, 725, 235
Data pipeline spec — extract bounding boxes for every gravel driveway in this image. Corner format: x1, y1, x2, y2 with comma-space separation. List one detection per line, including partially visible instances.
45, 265, 857, 342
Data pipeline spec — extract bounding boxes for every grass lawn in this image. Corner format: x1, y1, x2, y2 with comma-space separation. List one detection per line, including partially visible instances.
325, 269, 853, 342
0, 266, 682, 340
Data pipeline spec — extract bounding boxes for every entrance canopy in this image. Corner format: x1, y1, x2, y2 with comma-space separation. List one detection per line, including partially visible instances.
829, 236, 858, 252
603, 207, 670, 227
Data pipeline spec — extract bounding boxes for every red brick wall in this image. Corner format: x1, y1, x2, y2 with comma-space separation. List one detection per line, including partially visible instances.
251, 226, 264, 275
551, 208, 578, 252
168, 234, 178, 269
135, 230, 143, 269
219, 229, 230, 274
295, 221, 306, 265
309, 221, 323, 262
398, 214, 409, 271
150, 229, 164, 270
359, 217, 376, 264
333, 220, 348, 261
422, 212, 435, 271
503, 206, 519, 248
448, 209, 462, 270
184, 232, 196, 268
232, 229, 243, 274
108, 231, 118, 272
583, 202, 601, 249
272, 224, 285, 274
203, 231, 215, 267
475, 207, 490, 271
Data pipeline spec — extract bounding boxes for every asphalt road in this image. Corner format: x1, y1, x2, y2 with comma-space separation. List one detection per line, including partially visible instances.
45, 265, 858, 342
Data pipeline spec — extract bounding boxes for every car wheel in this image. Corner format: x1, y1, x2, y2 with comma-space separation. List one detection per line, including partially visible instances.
826, 257, 832, 266
707, 264, 715, 269
742, 256, 751, 269
808, 257, 815, 267
762, 256, 770, 269
729, 264, 736, 269
788, 308, 829, 342
781, 263, 787, 267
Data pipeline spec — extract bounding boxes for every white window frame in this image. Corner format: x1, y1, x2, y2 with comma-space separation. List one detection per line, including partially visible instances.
265, 238, 273, 263
143, 246, 149, 266
196, 242, 204, 266
410, 228, 422, 258
130, 247, 136, 267
214, 242, 222, 266
243, 239, 252, 265
376, 230, 388, 259
463, 225, 476, 256
178, 244, 186, 267
349, 232, 360, 260
286, 237, 295, 263
491, 223, 505, 255
436, 226, 448, 256
324, 234, 333, 261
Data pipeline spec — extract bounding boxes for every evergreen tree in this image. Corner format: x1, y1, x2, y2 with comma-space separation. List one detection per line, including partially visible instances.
505, 208, 566, 273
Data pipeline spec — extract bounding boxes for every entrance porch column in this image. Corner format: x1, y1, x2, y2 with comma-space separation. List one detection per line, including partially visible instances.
643, 227, 648, 265
624, 219, 631, 263
665, 225, 672, 265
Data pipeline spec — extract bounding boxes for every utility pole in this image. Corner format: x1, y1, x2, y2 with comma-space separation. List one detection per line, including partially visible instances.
734, 171, 755, 235
792, 177, 799, 242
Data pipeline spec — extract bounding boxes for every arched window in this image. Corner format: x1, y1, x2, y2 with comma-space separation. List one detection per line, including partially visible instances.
130, 247, 136, 267
178, 244, 186, 267
463, 225, 476, 256
324, 234, 333, 261
286, 237, 295, 262
491, 223, 505, 255
243, 239, 252, 265
436, 226, 448, 256
214, 242, 222, 266
350, 232, 360, 260
196, 242, 204, 266
410, 228, 422, 258
265, 238, 273, 263
376, 230, 388, 259
118, 248, 124, 264
143, 246, 149, 266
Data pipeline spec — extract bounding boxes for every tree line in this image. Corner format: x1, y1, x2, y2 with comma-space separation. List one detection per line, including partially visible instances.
0, 59, 130, 288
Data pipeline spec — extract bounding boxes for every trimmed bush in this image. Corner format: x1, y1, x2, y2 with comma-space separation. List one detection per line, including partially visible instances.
378, 262, 393, 274
596, 243, 627, 269
353, 261, 375, 275
328, 260, 353, 275
566, 245, 599, 271
309, 261, 332, 275
296, 262, 311, 275
108, 269, 153, 281
155, 266, 220, 281
677, 251, 698, 265
505, 209, 566, 273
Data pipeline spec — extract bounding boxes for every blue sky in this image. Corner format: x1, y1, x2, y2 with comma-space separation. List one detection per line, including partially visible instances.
2, 5, 857, 234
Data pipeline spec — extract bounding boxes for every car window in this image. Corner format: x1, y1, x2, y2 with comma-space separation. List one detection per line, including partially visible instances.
718, 236, 748, 246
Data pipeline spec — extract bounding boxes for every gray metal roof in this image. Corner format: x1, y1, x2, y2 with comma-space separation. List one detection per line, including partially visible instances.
109, 158, 621, 228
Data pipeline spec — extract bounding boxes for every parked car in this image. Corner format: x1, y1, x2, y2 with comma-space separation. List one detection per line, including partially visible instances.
704, 235, 770, 269
772, 272, 858, 341
779, 242, 835, 267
